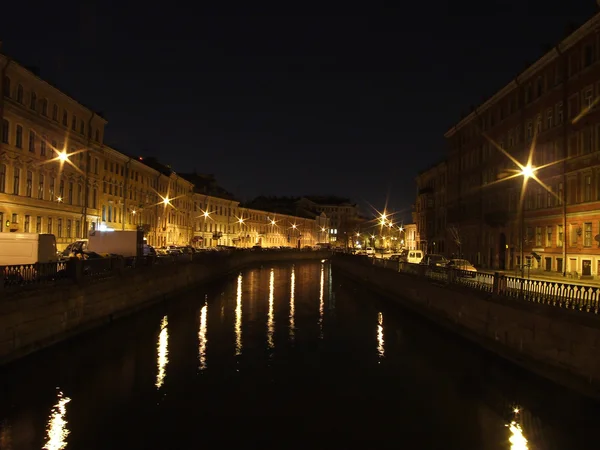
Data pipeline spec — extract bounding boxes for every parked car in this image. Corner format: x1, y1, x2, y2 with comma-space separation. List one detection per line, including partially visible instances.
446, 259, 477, 277
422, 254, 448, 268
407, 250, 424, 264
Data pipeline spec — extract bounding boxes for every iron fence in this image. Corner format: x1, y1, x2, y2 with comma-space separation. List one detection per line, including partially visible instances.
341, 254, 600, 314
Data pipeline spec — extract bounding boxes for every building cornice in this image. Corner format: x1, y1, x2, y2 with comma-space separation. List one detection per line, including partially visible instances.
444, 12, 600, 138
0, 53, 108, 124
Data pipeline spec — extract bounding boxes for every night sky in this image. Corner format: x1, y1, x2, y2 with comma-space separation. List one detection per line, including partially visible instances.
1, 2, 597, 219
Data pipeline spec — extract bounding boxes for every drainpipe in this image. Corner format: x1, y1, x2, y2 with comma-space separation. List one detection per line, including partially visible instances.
82, 112, 96, 236
122, 157, 132, 231
558, 45, 568, 276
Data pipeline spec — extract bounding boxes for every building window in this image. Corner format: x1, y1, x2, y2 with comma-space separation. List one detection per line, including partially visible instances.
59, 179, 64, 199
49, 177, 55, 200
71, 115, 77, 131
556, 102, 563, 125
28, 130, 35, 152
57, 218, 63, 238
546, 226, 552, 247
13, 168, 20, 195
546, 109, 553, 129
585, 175, 592, 201
30, 92, 37, 110
41, 99, 48, 116
52, 104, 58, 121
36, 216, 41, 233
40, 136, 46, 156
584, 222, 593, 247
38, 174, 44, 199
67, 219, 72, 238
527, 121, 533, 139
16, 84, 23, 103
93, 188, 97, 209
0, 164, 5, 193
558, 182, 564, 206
75, 220, 81, 238
80, 121, 85, 135
583, 128, 593, 154
570, 225, 578, 246
62, 111, 68, 126
15, 125, 23, 148
68, 181, 73, 204
102, 205, 106, 222
24, 215, 30, 233
2, 76, 10, 97
47, 217, 53, 234
26, 171, 32, 197
95, 129, 99, 141
556, 225, 563, 247
535, 227, 542, 246
1, 119, 8, 144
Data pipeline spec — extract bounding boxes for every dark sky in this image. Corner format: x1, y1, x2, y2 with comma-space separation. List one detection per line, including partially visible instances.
1, 2, 597, 219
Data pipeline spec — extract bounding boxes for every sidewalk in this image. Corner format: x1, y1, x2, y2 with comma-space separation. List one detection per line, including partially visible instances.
479, 268, 599, 287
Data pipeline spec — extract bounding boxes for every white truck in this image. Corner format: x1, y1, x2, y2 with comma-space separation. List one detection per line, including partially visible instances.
0, 233, 58, 266
87, 230, 144, 258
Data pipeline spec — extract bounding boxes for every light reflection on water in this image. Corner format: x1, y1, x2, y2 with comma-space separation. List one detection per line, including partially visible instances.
267, 268, 275, 350
377, 312, 384, 359
42, 390, 71, 450
507, 408, 529, 449
289, 266, 295, 341
198, 300, 208, 371
235, 273, 243, 356
1, 261, 598, 449
319, 263, 324, 339
155, 316, 169, 389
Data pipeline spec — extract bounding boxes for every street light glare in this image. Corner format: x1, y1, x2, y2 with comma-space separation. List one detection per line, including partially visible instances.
163, 197, 170, 206
58, 151, 69, 162
521, 164, 534, 179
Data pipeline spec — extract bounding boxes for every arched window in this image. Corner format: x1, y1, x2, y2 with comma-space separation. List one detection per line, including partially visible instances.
41, 98, 48, 116
2, 76, 10, 97
30, 91, 37, 110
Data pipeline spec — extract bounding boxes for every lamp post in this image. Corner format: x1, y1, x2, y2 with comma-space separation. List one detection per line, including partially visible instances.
520, 164, 534, 278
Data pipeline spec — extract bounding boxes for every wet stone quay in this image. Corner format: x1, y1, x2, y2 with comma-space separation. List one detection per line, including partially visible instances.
0, 260, 598, 449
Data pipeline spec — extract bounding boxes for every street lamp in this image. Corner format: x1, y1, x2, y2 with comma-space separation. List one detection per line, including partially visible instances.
520, 164, 535, 278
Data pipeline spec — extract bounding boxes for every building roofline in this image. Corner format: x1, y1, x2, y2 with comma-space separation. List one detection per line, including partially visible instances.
1, 53, 108, 124
444, 12, 600, 138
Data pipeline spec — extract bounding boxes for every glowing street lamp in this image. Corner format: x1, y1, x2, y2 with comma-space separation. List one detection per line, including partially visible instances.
57, 151, 69, 163
162, 197, 170, 206
519, 164, 537, 278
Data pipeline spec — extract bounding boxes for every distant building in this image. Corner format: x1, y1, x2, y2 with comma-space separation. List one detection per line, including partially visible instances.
297, 196, 360, 245
404, 223, 418, 250
415, 161, 447, 254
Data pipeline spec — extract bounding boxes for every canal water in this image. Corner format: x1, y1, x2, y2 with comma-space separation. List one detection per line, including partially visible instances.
0, 261, 598, 449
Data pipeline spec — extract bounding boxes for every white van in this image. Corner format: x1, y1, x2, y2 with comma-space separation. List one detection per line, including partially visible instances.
365, 247, 375, 256
407, 250, 424, 264
0, 233, 58, 266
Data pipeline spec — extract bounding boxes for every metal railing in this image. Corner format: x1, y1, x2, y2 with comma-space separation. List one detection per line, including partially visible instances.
345, 254, 600, 314
1, 248, 330, 290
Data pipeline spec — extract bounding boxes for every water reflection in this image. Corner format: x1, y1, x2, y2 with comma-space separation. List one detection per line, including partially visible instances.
377, 312, 384, 359
156, 316, 169, 388
289, 266, 295, 341
43, 390, 71, 450
198, 300, 208, 371
235, 273, 243, 356
267, 268, 275, 350
507, 408, 528, 449
319, 263, 324, 339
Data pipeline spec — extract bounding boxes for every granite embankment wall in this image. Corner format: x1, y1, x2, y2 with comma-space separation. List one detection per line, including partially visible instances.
0, 251, 330, 365
333, 255, 600, 400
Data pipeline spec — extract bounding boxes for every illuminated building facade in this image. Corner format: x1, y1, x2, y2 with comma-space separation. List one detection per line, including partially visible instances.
0, 54, 106, 250
0, 54, 333, 251
415, 161, 447, 254
444, 13, 600, 275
